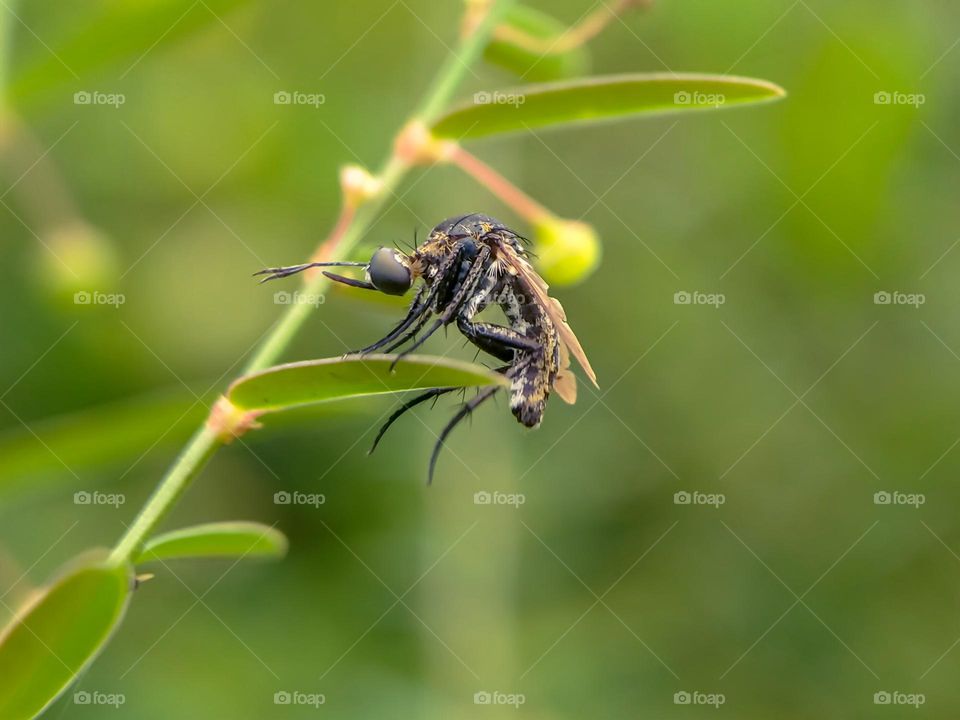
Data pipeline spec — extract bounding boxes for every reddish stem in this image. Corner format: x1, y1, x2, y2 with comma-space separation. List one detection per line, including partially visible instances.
447, 145, 552, 224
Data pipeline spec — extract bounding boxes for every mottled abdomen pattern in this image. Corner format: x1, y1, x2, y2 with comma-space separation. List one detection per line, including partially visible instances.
501, 283, 561, 429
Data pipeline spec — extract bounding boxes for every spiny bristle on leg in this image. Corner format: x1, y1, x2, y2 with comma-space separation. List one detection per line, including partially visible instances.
370, 387, 457, 455
428, 385, 500, 484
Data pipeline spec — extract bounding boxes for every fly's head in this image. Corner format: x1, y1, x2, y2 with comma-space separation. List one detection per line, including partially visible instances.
365, 247, 413, 295
255, 246, 415, 296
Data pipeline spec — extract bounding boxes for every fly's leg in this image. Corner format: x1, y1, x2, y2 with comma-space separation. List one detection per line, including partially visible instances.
370, 365, 510, 454
353, 245, 466, 356
456, 318, 538, 362
376, 245, 472, 356
428, 384, 500, 484
369, 387, 457, 454
389, 246, 492, 368
352, 284, 431, 355
382, 304, 436, 354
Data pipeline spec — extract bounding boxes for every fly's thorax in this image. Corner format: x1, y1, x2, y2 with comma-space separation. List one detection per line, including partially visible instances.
460, 267, 501, 319
411, 240, 453, 283
430, 213, 504, 240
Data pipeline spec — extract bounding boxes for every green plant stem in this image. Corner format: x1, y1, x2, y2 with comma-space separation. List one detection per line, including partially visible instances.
109, 0, 514, 565
415, 1, 512, 121
110, 426, 219, 564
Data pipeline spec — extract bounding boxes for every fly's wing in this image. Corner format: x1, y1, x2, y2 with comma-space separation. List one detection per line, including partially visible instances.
554, 341, 577, 404
502, 251, 598, 397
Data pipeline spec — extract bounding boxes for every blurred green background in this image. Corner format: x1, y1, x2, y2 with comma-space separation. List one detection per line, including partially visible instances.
2, 0, 960, 716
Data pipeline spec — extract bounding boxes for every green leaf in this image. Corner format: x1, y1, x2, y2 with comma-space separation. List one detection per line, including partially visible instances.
137, 522, 288, 564
0, 551, 133, 720
432, 73, 786, 140
484, 6, 590, 81
227, 354, 508, 416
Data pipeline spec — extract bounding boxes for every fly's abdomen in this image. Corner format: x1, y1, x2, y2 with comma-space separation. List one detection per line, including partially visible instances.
510, 356, 548, 428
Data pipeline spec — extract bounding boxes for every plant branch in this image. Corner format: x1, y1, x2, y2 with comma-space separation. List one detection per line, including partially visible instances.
494, 0, 652, 54
109, 0, 514, 565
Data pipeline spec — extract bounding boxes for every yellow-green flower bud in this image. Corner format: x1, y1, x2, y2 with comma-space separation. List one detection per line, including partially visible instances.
533, 217, 600, 286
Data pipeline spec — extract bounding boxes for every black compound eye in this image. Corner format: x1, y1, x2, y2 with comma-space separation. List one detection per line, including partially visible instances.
368, 247, 411, 296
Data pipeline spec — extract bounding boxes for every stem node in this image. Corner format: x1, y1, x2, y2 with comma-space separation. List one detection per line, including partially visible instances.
395, 120, 456, 165
207, 396, 263, 443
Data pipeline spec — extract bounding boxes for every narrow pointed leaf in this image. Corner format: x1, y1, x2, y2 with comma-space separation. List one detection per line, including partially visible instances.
136, 522, 288, 564
432, 73, 786, 140
0, 552, 133, 720
226, 354, 509, 416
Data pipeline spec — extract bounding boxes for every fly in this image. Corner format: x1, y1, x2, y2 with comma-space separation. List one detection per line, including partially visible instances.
256, 213, 598, 482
